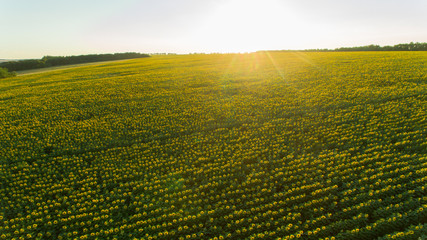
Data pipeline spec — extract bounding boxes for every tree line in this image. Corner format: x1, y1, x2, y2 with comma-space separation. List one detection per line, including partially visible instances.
333, 42, 427, 51
0, 52, 150, 72
265, 42, 427, 52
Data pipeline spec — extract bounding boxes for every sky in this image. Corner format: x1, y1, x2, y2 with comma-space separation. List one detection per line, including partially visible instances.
1, 0, 426, 59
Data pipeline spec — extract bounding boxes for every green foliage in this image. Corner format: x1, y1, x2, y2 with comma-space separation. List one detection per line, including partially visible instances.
41, 52, 150, 67
0, 67, 16, 78
274, 42, 427, 52
0, 52, 150, 72
0, 59, 45, 72
334, 42, 427, 51
0, 52, 426, 239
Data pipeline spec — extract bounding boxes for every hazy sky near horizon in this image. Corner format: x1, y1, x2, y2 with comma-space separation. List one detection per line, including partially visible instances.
1, 0, 426, 59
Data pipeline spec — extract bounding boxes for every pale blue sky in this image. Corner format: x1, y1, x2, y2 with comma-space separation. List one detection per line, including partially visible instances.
1, 0, 426, 59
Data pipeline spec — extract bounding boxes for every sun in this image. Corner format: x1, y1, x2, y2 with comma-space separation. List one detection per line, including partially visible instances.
193, 0, 299, 53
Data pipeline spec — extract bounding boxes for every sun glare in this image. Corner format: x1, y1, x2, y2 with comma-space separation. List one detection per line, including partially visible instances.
194, 0, 298, 53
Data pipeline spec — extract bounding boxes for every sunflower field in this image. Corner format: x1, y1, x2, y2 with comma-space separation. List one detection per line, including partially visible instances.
0, 52, 426, 239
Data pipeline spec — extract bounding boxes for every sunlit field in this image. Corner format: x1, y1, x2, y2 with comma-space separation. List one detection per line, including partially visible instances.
1, 52, 426, 239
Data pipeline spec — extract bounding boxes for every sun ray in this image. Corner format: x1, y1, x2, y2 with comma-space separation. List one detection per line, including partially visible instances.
290, 51, 321, 70
265, 51, 286, 82
211, 54, 240, 124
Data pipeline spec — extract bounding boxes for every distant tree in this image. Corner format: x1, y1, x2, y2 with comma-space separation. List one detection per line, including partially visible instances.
333, 42, 427, 52
0, 59, 45, 71
0, 52, 150, 72
42, 52, 150, 67
0, 67, 16, 78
